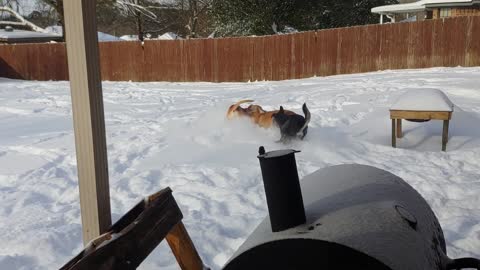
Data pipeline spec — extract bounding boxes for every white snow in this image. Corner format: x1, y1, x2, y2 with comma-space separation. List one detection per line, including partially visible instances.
0, 67, 479, 269
157, 32, 182, 40
119, 32, 183, 41
390, 88, 454, 111
97, 32, 122, 42
45, 26, 121, 42
120, 35, 138, 41
44, 26, 62, 35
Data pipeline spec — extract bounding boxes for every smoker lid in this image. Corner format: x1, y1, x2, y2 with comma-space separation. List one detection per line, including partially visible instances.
257, 149, 300, 159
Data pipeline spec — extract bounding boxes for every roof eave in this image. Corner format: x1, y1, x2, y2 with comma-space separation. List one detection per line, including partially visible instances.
372, 0, 480, 14
425, 2, 478, 8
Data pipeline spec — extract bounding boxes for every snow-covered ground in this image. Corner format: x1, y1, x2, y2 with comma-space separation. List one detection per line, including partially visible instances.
0, 67, 479, 269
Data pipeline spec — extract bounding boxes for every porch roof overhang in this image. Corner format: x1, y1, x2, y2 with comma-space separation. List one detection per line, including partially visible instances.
372, 2, 426, 14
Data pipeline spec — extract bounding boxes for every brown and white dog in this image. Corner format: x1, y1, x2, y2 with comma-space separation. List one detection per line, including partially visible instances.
226, 100, 311, 141
227, 100, 295, 128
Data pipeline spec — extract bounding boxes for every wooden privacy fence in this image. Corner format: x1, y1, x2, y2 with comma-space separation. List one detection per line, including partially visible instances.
1, 16, 479, 82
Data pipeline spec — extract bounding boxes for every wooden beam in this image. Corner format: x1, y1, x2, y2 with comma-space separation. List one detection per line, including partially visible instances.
63, 0, 112, 245
167, 221, 204, 270
396, 119, 403, 138
392, 119, 396, 148
442, 120, 450, 151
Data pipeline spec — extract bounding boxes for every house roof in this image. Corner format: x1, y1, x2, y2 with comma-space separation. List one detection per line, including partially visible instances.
0, 29, 62, 43
372, 0, 480, 14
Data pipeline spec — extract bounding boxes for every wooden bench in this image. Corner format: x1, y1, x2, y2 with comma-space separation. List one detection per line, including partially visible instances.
390, 89, 454, 152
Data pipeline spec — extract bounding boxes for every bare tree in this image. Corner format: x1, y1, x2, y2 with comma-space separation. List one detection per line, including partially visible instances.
29, 1, 60, 28
36, 0, 213, 40
116, 0, 184, 40
38, 0, 64, 39
174, 0, 212, 38
38, 0, 120, 41
116, 0, 157, 40
0, 6, 47, 32
0, 0, 19, 12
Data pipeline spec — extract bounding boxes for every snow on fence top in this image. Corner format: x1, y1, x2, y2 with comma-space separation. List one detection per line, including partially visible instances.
390, 88, 454, 112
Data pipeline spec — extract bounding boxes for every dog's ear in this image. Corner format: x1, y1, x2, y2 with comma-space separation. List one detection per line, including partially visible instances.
279, 106, 284, 113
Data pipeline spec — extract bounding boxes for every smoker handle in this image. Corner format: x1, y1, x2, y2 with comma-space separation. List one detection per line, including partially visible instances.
447, 257, 480, 269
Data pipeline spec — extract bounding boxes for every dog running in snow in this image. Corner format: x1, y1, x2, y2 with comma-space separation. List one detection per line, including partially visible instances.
226, 100, 311, 141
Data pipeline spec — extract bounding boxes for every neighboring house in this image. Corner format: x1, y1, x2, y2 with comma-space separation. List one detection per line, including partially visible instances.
372, 0, 480, 24
0, 6, 61, 43
1, 7, 120, 43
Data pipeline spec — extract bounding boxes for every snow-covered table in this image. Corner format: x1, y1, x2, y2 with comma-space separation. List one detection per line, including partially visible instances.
390, 88, 454, 151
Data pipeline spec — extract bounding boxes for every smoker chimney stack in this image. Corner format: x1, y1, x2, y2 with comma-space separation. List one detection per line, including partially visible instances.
257, 146, 306, 232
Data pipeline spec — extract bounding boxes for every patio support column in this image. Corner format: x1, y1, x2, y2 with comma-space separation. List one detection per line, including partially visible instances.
63, 0, 112, 245
380, 14, 384, 24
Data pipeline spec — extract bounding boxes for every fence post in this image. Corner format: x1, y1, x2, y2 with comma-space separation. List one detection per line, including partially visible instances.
63, 0, 112, 245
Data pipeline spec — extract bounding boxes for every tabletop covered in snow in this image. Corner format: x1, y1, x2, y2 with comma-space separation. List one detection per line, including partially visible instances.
390, 88, 454, 112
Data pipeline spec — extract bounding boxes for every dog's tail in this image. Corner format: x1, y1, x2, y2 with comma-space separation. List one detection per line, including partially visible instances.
226, 99, 254, 119
297, 103, 311, 139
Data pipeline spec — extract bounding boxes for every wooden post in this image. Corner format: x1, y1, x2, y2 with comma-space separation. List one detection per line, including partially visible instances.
63, 0, 112, 245
442, 120, 450, 151
392, 119, 396, 148
166, 222, 204, 270
396, 119, 402, 138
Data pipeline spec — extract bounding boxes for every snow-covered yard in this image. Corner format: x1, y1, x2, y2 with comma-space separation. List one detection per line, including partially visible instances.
0, 67, 479, 269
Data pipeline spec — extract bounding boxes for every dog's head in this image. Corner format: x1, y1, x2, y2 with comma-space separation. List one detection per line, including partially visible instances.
227, 106, 249, 119
227, 99, 254, 119
272, 104, 310, 141
272, 106, 288, 125
247, 104, 266, 114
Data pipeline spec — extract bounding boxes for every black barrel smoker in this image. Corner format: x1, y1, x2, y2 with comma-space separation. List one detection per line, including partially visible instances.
223, 147, 480, 270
